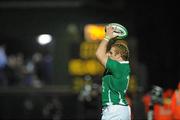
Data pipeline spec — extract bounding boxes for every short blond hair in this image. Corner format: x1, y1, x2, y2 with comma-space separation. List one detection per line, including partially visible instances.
111, 40, 129, 61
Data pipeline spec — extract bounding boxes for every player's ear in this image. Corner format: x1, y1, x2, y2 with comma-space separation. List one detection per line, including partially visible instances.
114, 53, 120, 58
106, 52, 110, 57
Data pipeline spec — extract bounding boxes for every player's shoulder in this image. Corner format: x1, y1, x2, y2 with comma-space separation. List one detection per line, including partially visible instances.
107, 58, 129, 65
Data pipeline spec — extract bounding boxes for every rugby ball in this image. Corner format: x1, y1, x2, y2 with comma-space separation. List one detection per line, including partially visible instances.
108, 23, 128, 39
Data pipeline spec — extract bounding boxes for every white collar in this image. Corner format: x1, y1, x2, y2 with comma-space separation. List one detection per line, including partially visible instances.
118, 61, 129, 64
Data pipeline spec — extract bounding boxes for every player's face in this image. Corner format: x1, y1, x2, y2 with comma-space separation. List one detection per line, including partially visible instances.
108, 47, 120, 60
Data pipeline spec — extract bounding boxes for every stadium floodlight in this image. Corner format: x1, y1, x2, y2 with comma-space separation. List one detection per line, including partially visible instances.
37, 34, 52, 45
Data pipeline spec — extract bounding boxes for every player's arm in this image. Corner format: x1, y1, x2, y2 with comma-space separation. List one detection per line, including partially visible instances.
96, 25, 116, 67
95, 39, 109, 66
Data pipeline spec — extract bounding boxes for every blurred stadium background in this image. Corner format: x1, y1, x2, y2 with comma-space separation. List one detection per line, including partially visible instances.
0, 0, 179, 119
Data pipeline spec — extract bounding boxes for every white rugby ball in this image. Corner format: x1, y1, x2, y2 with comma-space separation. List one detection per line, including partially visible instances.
107, 23, 128, 39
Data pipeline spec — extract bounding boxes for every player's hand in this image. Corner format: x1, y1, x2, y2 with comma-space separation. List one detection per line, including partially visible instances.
105, 25, 118, 39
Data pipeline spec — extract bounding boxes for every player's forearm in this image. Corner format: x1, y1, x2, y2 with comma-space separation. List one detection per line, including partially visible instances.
95, 39, 108, 60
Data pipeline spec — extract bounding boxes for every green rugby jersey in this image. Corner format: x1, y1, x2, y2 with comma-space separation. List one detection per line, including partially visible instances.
102, 58, 130, 107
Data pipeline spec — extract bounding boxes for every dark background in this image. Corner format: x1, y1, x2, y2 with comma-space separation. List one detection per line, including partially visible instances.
0, 0, 179, 88
0, 0, 179, 119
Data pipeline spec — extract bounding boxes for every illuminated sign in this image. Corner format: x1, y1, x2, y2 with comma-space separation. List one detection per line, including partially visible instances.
80, 41, 99, 59
68, 59, 104, 76
84, 24, 105, 41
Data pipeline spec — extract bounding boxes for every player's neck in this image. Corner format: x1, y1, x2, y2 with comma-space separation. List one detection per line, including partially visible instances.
115, 57, 124, 62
